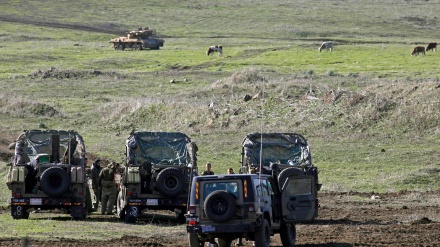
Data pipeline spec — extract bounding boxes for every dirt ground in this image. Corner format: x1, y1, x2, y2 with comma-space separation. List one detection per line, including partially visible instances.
0, 191, 438, 247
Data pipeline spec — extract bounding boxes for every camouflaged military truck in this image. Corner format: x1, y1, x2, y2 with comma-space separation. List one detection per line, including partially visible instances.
117, 131, 198, 223
6, 130, 92, 220
185, 132, 320, 247
240, 132, 321, 216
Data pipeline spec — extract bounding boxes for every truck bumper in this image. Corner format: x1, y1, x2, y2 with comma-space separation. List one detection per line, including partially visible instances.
11, 197, 83, 207
127, 197, 186, 209
187, 222, 258, 234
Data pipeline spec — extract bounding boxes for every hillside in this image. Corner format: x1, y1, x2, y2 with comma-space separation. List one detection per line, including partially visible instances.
0, 0, 439, 193
0, 1, 439, 246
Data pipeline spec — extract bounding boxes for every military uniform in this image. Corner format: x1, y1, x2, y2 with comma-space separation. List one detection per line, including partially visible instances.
201, 170, 214, 175
98, 162, 118, 215
90, 160, 103, 211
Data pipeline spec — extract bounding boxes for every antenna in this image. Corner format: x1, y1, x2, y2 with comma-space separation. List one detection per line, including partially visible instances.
256, 80, 265, 215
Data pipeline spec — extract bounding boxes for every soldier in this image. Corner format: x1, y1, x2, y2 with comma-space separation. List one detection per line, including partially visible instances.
227, 168, 235, 174
90, 159, 102, 212
200, 162, 214, 175
98, 161, 119, 215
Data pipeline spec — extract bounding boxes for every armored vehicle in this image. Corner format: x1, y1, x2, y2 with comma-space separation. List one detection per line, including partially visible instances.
117, 131, 198, 223
6, 130, 92, 220
109, 27, 164, 50
186, 132, 320, 247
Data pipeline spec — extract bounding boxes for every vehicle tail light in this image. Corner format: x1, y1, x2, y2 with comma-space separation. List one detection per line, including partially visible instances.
243, 180, 248, 198
195, 181, 199, 200
188, 206, 196, 214
247, 203, 255, 212
188, 220, 197, 225
13, 191, 21, 199
131, 188, 137, 198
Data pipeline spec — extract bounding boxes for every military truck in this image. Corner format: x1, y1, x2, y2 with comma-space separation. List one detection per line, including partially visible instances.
109, 27, 164, 50
117, 131, 198, 223
241, 132, 319, 175
6, 130, 92, 220
185, 132, 320, 247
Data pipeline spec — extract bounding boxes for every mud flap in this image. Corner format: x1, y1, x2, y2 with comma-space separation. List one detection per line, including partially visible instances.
125, 205, 138, 223
11, 205, 29, 219
71, 204, 86, 220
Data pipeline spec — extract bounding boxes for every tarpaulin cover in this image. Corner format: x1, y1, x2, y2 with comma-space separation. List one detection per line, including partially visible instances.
17, 129, 85, 162
127, 132, 191, 165
242, 132, 311, 167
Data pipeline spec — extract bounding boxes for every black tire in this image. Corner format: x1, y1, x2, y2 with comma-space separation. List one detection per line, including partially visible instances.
277, 167, 303, 190
254, 219, 270, 247
218, 238, 232, 247
280, 222, 296, 246
176, 211, 186, 224
204, 190, 236, 223
40, 167, 70, 196
188, 233, 204, 247
156, 167, 185, 197
117, 191, 126, 220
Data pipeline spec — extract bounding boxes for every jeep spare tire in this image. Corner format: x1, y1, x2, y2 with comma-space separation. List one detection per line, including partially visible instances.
40, 166, 70, 196
277, 167, 304, 190
204, 190, 236, 223
156, 167, 185, 197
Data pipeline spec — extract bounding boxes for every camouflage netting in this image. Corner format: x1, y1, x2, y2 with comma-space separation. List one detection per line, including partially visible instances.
243, 133, 311, 167
126, 132, 195, 165
14, 130, 86, 165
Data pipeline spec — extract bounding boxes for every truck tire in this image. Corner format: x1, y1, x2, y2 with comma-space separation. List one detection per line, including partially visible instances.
188, 233, 204, 247
277, 167, 303, 190
280, 222, 296, 246
254, 219, 270, 247
156, 167, 185, 197
40, 167, 70, 196
204, 191, 236, 223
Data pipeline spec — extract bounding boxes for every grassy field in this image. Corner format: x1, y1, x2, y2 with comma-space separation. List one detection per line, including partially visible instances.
1, 0, 439, 201
0, 0, 439, 244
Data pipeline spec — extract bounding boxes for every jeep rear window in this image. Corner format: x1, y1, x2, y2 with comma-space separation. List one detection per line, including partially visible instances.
284, 178, 312, 196
203, 182, 239, 199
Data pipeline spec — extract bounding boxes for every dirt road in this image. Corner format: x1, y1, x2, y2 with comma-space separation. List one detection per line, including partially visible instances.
1, 191, 438, 246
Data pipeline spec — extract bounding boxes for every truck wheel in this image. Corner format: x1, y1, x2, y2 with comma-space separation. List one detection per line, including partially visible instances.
156, 167, 185, 197
188, 233, 204, 247
40, 166, 70, 196
280, 222, 296, 246
277, 167, 303, 190
254, 219, 270, 247
204, 191, 236, 223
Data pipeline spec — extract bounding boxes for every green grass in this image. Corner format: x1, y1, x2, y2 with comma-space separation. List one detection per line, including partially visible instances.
0, 0, 439, 197
0, 211, 185, 241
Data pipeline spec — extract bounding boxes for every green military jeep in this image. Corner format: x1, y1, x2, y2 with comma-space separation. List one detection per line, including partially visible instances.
117, 131, 198, 223
185, 132, 320, 247
6, 130, 92, 220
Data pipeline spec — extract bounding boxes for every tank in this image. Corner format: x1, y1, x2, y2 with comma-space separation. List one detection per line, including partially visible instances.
109, 27, 164, 50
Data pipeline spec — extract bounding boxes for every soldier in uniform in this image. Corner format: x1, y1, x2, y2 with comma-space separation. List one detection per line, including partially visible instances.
98, 161, 119, 215
90, 159, 102, 212
200, 162, 214, 175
